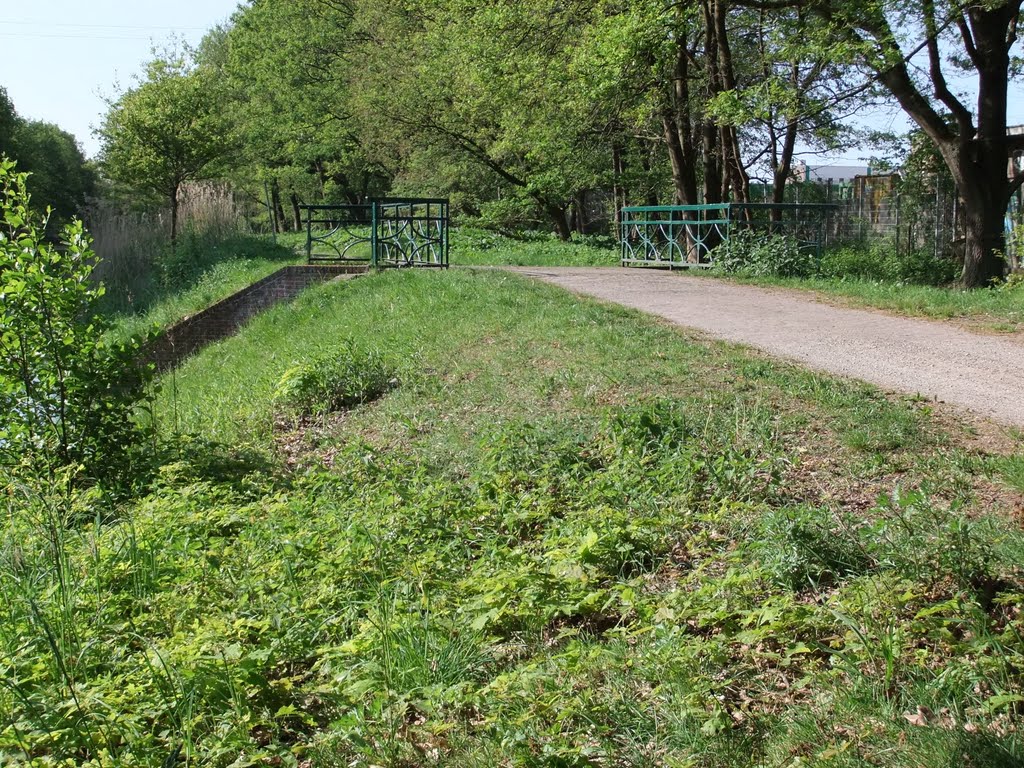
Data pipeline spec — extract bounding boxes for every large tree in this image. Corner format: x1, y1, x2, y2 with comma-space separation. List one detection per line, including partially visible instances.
213, 0, 389, 228
576, 1, 755, 209
0, 87, 16, 158
349, 0, 610, 238
98, 54, 233, 246
800, 0, 1024, 287
12, 121, 96, 223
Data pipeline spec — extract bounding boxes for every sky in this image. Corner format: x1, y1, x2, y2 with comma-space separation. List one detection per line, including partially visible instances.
1, 1, 242, 158
2, 4, 1024, 166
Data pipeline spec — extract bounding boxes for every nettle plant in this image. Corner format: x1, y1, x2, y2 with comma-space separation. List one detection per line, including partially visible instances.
0, 159, 151, 489
715, 230, 817, 278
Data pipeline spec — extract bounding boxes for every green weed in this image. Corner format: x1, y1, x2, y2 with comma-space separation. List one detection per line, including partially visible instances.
273, 345, 396, 417
5, 269, 1024, 765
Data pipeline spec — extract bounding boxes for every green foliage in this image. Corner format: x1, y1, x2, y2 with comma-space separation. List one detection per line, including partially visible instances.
98, 54, 233, 240
273, 346, 396, 416
715, 230, 817, 278
3, 268, 1024, 765
995, 270, 1024, 293
452, 227, 619, 266
0, 87, 94, 226
347, 0, 613, 236
821, 241, 960, 286
211, 0, 388, 225
0, 160, 150, 488
9, 120, 95, 227
0, 87, 16, 157
718, 234, 960, 290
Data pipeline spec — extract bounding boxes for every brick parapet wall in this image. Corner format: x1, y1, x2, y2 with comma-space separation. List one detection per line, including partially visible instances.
143, 265, 367, 372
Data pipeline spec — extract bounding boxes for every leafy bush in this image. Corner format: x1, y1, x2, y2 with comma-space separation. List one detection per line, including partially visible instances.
273, 345, 395, 416
820, 241, 959, 285
714, 230, 817, 278
996, 270, 1024, 293
0, 159, 151, 489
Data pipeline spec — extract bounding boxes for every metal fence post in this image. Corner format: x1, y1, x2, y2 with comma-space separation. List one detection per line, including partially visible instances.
370, 201, 379, 269
305, 207, 312, 263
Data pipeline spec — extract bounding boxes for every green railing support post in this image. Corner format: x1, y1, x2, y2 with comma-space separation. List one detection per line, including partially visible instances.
305, 210, 312, 263
444, 201, 451, 267
370, 201, 379, 269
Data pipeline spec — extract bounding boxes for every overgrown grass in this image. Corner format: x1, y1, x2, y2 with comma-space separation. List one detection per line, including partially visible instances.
94, 181, 302, 337
5, 269, 1024, 766
451, 227, 618, 267
105, 246, 302, 342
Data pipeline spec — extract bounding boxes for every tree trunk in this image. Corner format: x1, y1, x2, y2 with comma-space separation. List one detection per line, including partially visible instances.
640, 153, 660, 207
663, 27, 699, 206
290, 192, 302, 232
573, 192, 587, 235
702, 121, 723, 204
544, 201, 571, 240
271, 181, 287, 233
664, 112, 695, 205
959, 181, 1008, 286
612, 142, 626, 235
170, 187, 179, 252
771, 120, 800, 223
709, 0, 750, 206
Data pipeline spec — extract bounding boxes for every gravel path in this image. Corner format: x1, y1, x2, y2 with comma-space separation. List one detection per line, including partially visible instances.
505, 266, 1024, 427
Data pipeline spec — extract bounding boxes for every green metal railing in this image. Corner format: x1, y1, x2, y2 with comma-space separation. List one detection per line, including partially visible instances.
301, 198, 450, 268
621, 204, 730, 267
621, 202, 838, 268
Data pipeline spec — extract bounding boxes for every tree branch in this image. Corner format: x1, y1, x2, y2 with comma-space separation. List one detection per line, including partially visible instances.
955, 12, 982, 67
922, 0, 975, 137
1009, 167, 1024, 198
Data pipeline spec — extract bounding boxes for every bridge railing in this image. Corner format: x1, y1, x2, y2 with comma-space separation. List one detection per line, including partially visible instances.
301, 198, 449, 268
621, 202, 838, 268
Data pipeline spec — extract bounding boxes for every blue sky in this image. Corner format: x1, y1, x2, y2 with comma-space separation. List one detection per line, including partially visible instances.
1, 1, 242, 158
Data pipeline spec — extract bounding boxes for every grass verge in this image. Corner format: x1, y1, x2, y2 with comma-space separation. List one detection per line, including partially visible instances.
452, 228, 618, 267
105, 240, 303, 342
5, 269, 1024, 766
714, 274, 1024, 334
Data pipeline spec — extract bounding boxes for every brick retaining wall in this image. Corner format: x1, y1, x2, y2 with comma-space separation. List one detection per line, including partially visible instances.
144, 264, 367, 372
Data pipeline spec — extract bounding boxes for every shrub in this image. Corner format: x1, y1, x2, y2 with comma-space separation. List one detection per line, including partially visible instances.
273, 346, 395, 416
0, 158, 151, 489
820, 241, 959, 285
714, 230, 817, 278
995, 271, 1024, 293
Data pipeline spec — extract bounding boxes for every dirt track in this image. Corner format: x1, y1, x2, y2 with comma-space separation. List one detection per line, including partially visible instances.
504, 266, 1024, 427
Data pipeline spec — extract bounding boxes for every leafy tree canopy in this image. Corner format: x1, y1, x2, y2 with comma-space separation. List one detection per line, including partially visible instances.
98, 53, 234, 243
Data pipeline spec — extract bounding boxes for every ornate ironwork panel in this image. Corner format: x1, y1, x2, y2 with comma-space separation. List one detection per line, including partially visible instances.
621, 205, 731, 267
302, 204, 374, 263
621, 203, 837, 268
301, 199, 449, 269
375, 198, 449, 268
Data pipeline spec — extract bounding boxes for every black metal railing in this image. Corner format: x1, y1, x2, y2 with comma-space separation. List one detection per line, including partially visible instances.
301, 198, 449, 268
